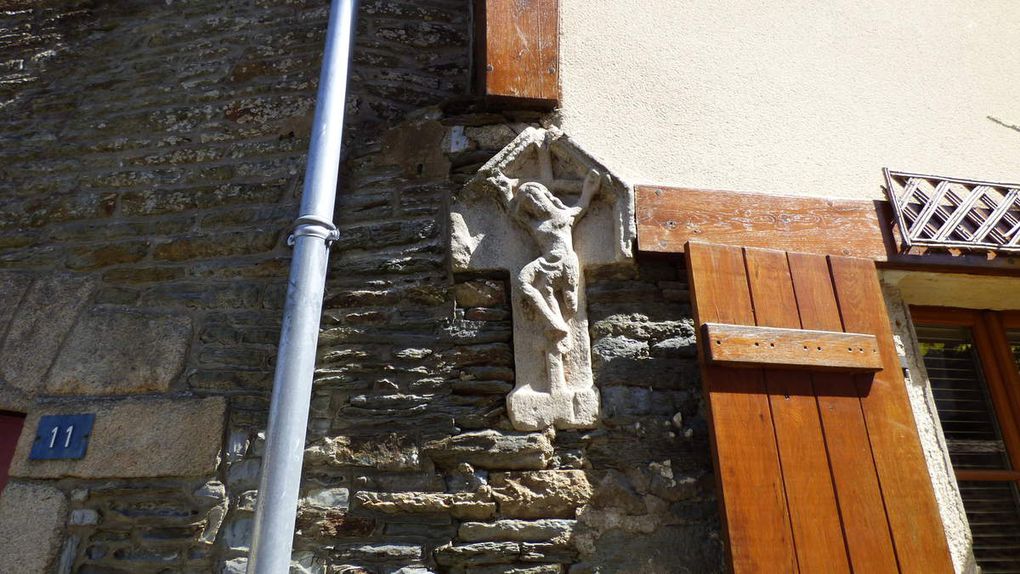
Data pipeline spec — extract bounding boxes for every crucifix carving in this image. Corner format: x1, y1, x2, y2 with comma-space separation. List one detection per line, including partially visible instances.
450, 127, 635, 430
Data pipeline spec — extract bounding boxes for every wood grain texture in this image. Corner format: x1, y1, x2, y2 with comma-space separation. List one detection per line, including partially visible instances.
829, 256, 954, 573
638, 186, 888, 258
484, 0, 558, 104
687, 242, 799, 573
787, 252, 900, 573
637, 186, 1020, 275
743, 248, 851, 573
703, 323, 881, 372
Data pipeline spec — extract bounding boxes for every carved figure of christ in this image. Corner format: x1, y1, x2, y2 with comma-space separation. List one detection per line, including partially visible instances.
495, 144, 601, 430
511, 172, 599, 391
451, 127, 631, 431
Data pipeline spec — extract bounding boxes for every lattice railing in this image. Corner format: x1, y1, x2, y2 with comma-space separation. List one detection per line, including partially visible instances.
884, 169, 1020, 253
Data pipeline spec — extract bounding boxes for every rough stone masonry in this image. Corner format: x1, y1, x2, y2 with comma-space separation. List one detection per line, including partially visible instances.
0, 1, 722, 572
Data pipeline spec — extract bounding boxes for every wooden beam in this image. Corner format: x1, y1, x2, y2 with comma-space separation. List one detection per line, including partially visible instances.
637, 186, 888, 258
636, 185, 1020, 275
955, 469, 1020, 482
703, 323, 882, 372
478, 0, 559, 107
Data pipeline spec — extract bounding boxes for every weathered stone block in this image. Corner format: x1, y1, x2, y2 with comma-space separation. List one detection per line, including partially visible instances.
304, 434, 420, 471
0, 481, 68, 573
0, 273, 96, 394
424, 430, 552, 470
442, 343, 513, 366
301, 487, 350, 509
65, 240, 150, 270
152, 230, 280, 261
459, 519, 575, 543
452, 380, 515, 395
491, 471, 593, 519
44, 307, 192, 395
297, 508, 376, 537
591, 336, 648, 368
10, 397, 226, 479
454, 280, 507, 308
355, 491, 496, 520
468, 565, 563, 574
69, 508, 100, 526
0, 271, 32, 330
435, 542, 521, 567
338, 543, 423, 562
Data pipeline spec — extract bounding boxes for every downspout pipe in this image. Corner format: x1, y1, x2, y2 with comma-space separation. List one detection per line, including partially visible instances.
247, 0, 357, 572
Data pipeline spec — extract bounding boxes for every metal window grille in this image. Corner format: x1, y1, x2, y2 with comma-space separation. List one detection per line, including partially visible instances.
884, 169, 1020, 254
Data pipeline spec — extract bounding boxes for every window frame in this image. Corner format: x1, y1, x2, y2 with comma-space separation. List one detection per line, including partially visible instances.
910, 306, 1020, 483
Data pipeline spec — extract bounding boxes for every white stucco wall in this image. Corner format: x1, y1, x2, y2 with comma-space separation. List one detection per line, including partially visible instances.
558, 1, 1020, 199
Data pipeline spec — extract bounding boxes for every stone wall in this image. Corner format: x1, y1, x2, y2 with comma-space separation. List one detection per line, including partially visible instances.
0, 0, 473, 572
0, 1, 722, 572
284, 108, 723, 572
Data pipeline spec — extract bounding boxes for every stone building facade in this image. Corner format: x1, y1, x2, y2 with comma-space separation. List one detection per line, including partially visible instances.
3, 1, 1019, 573
0, 1, 719, 572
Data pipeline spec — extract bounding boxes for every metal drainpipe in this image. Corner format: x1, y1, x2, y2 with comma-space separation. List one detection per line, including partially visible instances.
247, 0, 357, 572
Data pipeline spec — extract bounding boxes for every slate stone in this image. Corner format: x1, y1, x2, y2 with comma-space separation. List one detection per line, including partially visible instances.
355, 491, 496, 520
459, 519, 575, 543
491, 471, 593, 519
425, 430, 553, 470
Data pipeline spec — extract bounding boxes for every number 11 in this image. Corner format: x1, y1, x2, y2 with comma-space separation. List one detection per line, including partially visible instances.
48, 426, 74, 449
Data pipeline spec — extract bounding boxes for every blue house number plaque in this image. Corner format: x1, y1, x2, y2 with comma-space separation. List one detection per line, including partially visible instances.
29, 414, 95, 460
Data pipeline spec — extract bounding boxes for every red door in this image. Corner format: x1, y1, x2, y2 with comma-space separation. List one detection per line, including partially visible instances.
0, 413, 25, 494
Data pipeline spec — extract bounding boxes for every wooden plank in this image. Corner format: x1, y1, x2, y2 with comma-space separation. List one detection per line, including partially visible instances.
955, 469, 1020, 482
703, 323, 881, 372
686, 242, 799, 573
636, 186, 1020, 275
536, 0, 558, 101
637, 186, 889, 258
829, 256, 954, 573
743, 248, 851, 573
787, 252, 901, 573
484, 0, 558, 105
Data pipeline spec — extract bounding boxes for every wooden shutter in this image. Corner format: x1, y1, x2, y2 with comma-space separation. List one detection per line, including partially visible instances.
687, 241, 954, 573
475, 0, 559, 105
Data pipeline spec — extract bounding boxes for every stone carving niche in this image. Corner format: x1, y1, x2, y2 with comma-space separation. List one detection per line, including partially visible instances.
451, 127, 635, 430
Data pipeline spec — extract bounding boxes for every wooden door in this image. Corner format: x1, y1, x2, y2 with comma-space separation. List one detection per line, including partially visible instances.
687, 241, 953, 573
0, 412, 24, 495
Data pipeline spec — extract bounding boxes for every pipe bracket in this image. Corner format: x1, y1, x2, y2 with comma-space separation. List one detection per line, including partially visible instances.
288, 215, 341, 248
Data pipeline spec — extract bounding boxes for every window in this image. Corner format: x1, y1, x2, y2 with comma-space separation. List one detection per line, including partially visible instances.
912, 308, 1020, 573
0, 412, 24, 495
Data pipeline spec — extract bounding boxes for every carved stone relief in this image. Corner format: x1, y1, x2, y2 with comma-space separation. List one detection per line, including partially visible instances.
451, 127, 635, 430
